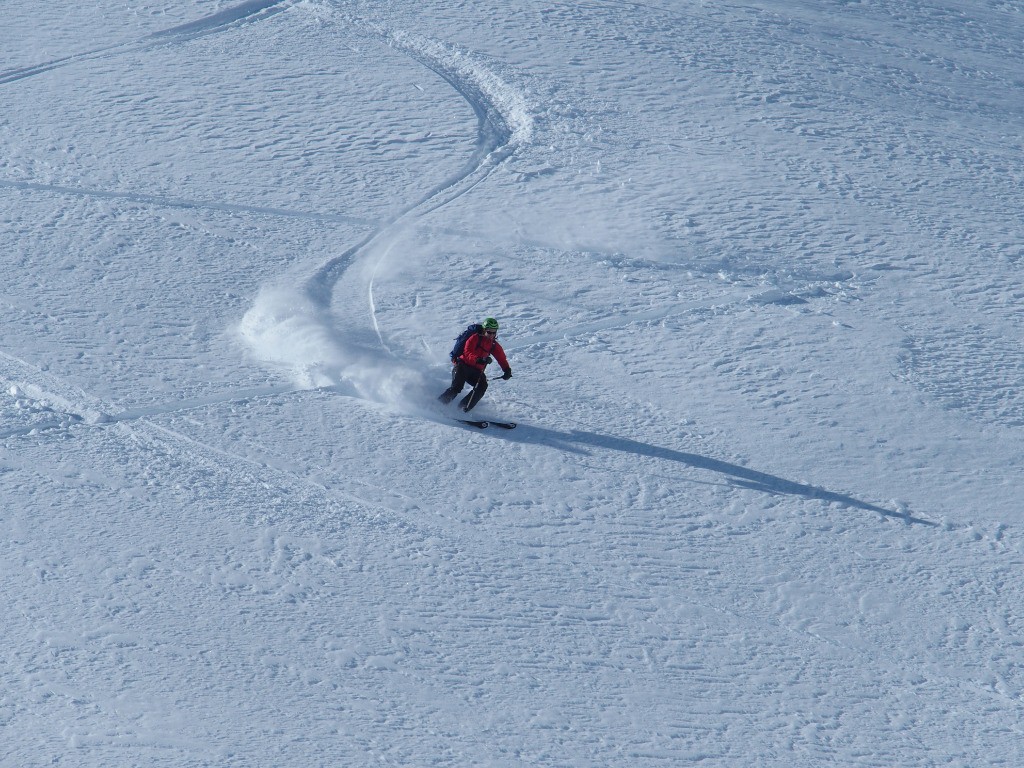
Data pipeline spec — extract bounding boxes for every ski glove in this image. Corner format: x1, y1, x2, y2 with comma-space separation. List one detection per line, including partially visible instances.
501, 368, 512, 380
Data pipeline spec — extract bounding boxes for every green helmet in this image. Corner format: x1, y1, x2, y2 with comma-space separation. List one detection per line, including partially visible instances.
482, 317, 499, 331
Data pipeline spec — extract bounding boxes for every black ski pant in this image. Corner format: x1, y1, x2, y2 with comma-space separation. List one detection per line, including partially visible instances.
439, 363, 488, 411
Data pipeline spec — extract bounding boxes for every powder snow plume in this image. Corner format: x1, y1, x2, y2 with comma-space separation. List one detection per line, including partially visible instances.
237, 286, 430, 406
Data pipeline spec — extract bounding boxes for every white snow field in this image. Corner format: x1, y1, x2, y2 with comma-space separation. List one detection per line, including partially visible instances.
2, 0, 1023, 764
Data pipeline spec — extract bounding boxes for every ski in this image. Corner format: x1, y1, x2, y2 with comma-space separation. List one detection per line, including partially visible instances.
452, 418, 516, 430
455, 418, 490, 429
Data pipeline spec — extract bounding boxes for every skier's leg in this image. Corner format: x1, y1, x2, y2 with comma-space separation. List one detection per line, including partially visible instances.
439, 364, 467, 404
458, 369, 479, 409
461, 373, 488, 411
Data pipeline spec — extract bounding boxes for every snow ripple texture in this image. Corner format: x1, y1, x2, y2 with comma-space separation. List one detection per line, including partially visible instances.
2, 0, 1024, 765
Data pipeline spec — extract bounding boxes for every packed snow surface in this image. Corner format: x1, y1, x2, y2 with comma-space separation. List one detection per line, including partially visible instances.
2, 0, 1023, 765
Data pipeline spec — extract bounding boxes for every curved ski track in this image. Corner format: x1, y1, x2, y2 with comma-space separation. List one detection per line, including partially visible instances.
300, 22, 525, 321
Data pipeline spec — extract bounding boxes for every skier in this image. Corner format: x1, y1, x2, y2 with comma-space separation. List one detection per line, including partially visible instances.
439, 317, 512, 412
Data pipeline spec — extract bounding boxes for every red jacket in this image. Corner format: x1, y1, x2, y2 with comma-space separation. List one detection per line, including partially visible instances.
459, 333, 510, 373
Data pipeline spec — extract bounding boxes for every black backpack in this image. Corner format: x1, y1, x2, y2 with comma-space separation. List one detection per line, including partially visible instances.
449, 323, 483, 363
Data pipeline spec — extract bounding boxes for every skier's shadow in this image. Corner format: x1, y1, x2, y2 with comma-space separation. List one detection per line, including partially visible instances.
499, 424, 935, 526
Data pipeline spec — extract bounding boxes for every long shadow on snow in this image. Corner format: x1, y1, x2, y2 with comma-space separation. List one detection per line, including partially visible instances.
0, 0, 290, 85
496, 424, 934, 526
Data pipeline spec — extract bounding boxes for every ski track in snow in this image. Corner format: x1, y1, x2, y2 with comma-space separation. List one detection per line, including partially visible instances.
238, 4, 536, 397
0, 177, 378, 228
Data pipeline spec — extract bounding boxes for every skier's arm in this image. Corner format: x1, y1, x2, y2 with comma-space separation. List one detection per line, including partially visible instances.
493, 343, 511, 377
